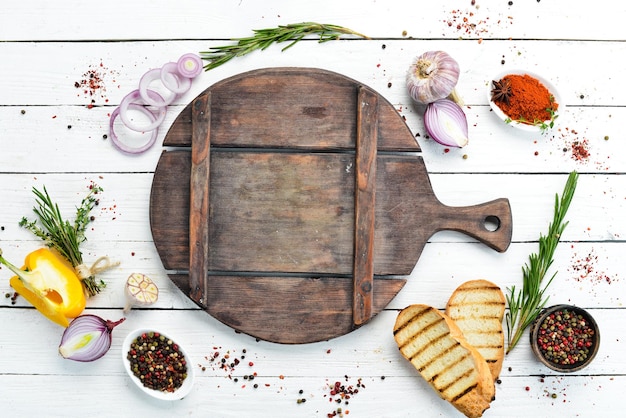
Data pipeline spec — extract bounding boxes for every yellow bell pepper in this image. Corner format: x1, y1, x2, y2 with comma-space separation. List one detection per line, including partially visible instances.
0, 248, 86, 327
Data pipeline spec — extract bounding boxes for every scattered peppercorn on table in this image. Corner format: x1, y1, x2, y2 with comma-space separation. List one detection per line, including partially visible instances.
1, 1, 625, 417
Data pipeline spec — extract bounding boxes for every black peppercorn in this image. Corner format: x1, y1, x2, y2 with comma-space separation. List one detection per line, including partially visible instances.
127, 332, 188, 393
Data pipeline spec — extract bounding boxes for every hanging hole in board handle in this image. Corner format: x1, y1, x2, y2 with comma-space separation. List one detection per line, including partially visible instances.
483, 215, 501, 232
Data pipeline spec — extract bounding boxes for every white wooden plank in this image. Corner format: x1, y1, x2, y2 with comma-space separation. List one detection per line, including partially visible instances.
0, 173, 623, 243
1, 0, 625, 42
0, 307, 622, 416
0, 307, 621, 377
0, 104, 622, 174
0, 40, 624, 107
2, 240, 621, 311
2, 373, 621, 417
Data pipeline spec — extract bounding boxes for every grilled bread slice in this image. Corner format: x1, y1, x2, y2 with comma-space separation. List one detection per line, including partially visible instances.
446, 279, 506, 381
394, 304, 495, 418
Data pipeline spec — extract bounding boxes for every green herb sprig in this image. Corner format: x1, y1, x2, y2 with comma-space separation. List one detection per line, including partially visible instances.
200, 22, 368, 71
505, 171, 578, 354
19, 184, 105, 297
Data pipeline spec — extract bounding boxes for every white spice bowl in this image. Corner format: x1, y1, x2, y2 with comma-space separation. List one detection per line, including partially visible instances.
122, 328, 195, 400
488, 69, 564, 132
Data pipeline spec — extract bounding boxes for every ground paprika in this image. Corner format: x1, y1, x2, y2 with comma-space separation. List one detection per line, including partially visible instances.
492, 73, 558, 125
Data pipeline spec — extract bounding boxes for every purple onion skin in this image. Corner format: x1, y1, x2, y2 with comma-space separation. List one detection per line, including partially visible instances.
424, 99, 469, 148
59, 315, 125, 362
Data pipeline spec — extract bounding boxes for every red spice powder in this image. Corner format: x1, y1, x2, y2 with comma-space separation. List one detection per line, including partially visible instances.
571, 139, 590, 161
74, 61, 118, 105
494, 74, 558, 123
569, 247, 615, 285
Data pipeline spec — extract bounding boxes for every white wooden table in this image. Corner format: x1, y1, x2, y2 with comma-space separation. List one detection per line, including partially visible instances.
1, 1, 624, 416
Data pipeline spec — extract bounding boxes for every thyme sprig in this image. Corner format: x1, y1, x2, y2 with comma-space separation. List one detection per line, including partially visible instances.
200, 22, 368, 71
505, 171, 578, 354
19, 184, 105, 296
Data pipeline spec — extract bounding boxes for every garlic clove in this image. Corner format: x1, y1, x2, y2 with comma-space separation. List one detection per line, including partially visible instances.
406, 50, 461, 105
124, 273, 159, 312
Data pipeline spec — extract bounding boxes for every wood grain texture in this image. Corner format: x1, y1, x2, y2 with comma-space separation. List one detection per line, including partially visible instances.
162, 67, 420, 152
168, 273, 406, 344
189, 92, 211, 307
353, 86, 378, 326
150, 68, 511, 343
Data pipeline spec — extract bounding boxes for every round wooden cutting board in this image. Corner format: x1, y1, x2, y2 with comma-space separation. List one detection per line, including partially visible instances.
149, 67, 512, 344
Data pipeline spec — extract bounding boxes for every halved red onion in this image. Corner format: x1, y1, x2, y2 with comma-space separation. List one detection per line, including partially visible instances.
118, 89, 167, 132
177, 53, 203, 79
138, 68, 177, 107
424, 99, 469, 148
109, 105, 159, 154
59, 315, 125, 362
160, 62, 192, 94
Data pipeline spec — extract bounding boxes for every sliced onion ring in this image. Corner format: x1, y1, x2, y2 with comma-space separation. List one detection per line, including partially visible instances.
177, 53, 203, 79
109, 105, 159, 154
118, 89, 166, 132
138, 68, 177, 107
424, 99, 469, 148
161, 62, 192, 94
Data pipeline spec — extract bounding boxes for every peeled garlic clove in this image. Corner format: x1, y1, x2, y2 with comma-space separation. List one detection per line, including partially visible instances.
406, 50, 460, 104
124, 273, 159, 312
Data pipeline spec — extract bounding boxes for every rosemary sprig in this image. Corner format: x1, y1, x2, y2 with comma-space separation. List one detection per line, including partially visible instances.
505, 171, 578, 354
19, 184, 105, 296
200, 22, 368, 71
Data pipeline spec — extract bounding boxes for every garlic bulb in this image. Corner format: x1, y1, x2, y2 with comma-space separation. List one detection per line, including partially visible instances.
124, 273, 159, 312
406, 51, 461, 105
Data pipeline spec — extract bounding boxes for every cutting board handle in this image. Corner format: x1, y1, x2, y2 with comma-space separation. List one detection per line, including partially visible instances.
438, 198, 512, 252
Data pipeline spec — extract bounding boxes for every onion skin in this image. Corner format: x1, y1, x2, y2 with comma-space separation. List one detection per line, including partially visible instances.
59, 315, 125, 362
406, 51, 461, 105
424, 99, 469, 148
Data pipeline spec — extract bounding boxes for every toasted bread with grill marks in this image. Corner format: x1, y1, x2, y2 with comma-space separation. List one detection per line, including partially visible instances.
446, 279, 506, 380
393, 304, 495, 418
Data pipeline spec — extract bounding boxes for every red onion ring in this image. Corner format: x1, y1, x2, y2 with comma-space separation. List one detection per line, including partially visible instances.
109, 105, 159, 154
109, 53, 202, 154
177, 53, 203, 79
138, 68, 177, 107
160, 62, 192, 94
118, 89, 166, 132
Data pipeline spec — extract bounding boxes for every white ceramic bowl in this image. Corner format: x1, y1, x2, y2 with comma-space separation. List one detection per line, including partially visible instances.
122, 328, 194, 400
488, 69, 563, 132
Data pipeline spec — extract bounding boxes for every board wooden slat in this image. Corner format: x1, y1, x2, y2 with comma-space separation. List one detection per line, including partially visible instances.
189, 92, 212, 308
353, 87, 378, 326
167, 274, 406, 344
162, 68, 420, 152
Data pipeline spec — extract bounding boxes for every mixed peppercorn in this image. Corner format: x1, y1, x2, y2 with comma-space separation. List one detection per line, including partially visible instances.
127, 332, 188, 392
535, 308, 596, 366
